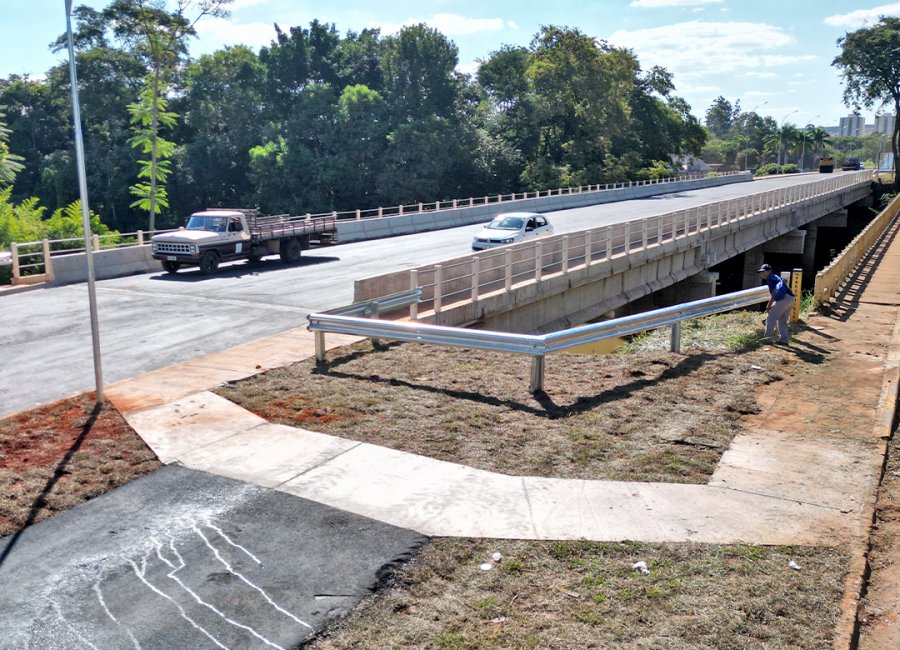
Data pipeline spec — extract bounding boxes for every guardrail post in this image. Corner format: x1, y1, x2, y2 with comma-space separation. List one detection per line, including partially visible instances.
605, 226, 613, 260
315, 330, 326, 363
137, 230, 144, 245
378, 206, 383, 218
418, 202, 423, 212
641, 221, 648, 249
434, 265, 443, 314
505, 249, 513, 291
92, 234, 100, 251
585, 231, 592, 267
471, 256, 480, 302
498, 194, 503, 203
530, 355, 545, 393
399, 205, 404, 216
356, 209, 361, 220
43, 239, 54, 281
624, 221, 631, 253
453, 199, 458, 208
790, 268, 802, 322
535, 241, 543, 282
10, 242, 19, 281
410, 270, 419, 320
562, 236, 569, 273
670, 321, 682, 353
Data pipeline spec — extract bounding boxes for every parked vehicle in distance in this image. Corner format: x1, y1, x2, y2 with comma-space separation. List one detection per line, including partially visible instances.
472, 212, 554, 251
842, 157, 861, 171
818, 157, 835, 173
151, 208, 337, 275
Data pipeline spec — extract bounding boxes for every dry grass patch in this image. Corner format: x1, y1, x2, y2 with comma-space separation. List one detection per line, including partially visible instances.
309, 538, 848, 649
217, 312, 809, 483
0, 394, 161, 537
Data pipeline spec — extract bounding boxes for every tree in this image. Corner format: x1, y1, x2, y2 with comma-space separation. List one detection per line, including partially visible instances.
0, 106, 24, 185
109, 0, 233, 230
833, 16, 900, 189
704, 96, 736, 139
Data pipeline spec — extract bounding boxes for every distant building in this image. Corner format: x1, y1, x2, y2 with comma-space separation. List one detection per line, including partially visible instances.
839, 115, 866, 137
874, 114, 896, 136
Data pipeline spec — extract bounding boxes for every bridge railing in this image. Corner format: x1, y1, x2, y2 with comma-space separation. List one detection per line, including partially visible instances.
815, 193, 900, 303
3, 171, 741, 286
387, 170, 872, 317
308, 286, 771, 393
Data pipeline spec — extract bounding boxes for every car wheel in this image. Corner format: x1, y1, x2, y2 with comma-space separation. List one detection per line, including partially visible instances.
162, 260, 180, 274
199, 250, 219, 275
280, 238, 303, 263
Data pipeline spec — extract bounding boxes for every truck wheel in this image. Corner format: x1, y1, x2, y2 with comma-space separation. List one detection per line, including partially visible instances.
280, 238, 302, 263
199, 251, 219, 275
248, 254, 262, 264
162, 260, 180, 274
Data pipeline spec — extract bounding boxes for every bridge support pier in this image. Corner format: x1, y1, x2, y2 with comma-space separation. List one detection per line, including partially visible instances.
657, 271, 719, 305
802, 222, 818, 274
742, 244, 766, 289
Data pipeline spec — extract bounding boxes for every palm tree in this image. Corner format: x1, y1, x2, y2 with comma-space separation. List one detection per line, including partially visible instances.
776, 124, 802, 166
807, 126, 830, 159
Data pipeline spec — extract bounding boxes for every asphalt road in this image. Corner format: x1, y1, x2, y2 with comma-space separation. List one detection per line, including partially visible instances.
0, 465, 425, 649
0, 172, 853, 417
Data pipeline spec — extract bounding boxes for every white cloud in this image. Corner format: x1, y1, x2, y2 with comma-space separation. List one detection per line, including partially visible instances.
744, 71, 778, 78
380, 13, 507, 36
194, 17, 278, 50
824, 3, 900, 28
230, 0, 269, 9
744, 90, 777, 96
456, 61, 481, 76
630, 0, 722, 7
609, 21, 812, 80
507, 20, 519, 30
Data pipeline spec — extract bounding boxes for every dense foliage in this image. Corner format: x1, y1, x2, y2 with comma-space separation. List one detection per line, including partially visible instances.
833, 16, 900, 190
1, 2, 707, 235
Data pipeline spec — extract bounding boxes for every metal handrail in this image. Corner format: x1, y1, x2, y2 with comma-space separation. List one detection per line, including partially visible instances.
308, 285, 771, 392
323, 289, 422, 317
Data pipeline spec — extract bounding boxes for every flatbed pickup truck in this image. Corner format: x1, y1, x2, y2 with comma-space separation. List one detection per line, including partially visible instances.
151, 209, 337, 274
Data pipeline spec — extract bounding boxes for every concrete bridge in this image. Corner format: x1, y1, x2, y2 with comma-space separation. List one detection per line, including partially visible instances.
0, 171, 874, 417
355, 171, 872, 333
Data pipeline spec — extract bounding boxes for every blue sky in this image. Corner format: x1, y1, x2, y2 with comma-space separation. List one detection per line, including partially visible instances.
4, 0, 900, 129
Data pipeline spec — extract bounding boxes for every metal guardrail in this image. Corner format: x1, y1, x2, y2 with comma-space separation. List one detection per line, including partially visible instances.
308, 285, 771, 392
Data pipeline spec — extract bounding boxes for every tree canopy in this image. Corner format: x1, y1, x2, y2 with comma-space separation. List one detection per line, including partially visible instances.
1, 3, 709, 235
833, 16, 900, 189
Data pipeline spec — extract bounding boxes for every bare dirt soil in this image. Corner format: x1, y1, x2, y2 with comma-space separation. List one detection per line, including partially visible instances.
0, 393, 161, 537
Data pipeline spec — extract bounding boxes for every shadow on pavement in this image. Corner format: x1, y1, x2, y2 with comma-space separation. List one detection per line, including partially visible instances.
0, 404, 100, 571
148, 254, 340, 282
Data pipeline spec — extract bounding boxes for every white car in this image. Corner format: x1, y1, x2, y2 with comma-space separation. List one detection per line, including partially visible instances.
471, 212, 554, 251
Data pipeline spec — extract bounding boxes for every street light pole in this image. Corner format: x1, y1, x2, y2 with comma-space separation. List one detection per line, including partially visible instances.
65, 0, 104, 405
778, 109, 799, 166
744, 101, 768, 171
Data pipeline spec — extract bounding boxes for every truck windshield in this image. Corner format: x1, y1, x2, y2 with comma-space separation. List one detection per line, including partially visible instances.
186, 216, 228, 232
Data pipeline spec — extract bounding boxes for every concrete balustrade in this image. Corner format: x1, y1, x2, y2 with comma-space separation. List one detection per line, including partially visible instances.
354, 171, 872, 333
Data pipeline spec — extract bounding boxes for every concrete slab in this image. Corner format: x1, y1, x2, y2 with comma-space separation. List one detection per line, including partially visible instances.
120, 391, 266, 464
179, 423, 361, 488
0, 465, 426, 650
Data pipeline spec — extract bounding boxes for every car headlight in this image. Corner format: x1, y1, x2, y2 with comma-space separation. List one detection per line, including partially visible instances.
501, 238, 514, 243
191, 245, 199, 254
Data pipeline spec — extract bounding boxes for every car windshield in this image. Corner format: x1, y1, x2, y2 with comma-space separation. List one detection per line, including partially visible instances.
487, 216, 526, 230
186, 216, 228, 232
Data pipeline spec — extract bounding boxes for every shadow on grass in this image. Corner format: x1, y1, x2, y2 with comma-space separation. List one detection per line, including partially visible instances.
314, 350, 719, 420
0, 403, 101, 570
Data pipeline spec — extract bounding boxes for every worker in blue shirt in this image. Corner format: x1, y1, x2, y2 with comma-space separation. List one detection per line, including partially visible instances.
758, 263, 795, 344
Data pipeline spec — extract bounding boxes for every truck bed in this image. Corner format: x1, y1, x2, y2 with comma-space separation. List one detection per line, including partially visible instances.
249, 214, 338, 243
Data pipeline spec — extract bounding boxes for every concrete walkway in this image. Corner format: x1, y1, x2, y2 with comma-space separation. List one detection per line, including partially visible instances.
106, 250, 900, 550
